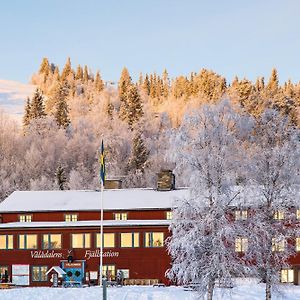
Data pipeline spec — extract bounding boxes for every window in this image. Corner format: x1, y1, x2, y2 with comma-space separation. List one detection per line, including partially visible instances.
19, 215, 32, 222
272, 238, 285, 252
297, 210, 300, 219
65, 214, 78, 222
120, 233, 139, 248
32, 266, 48, 282
71, 233, 90, 248
0, 235, 13, 250
145, 232, 164, 247
19, 234, 37, 249
281, 269, 294, 283
296, 238, 300, 251
114, 213, 127, 221
96, 233, 115, 248
42, 234, 62, 249
102, 265, 115, 280
166, 211, 173, 220
235, 210, 248, 221
274, 210, 284, 220
235, 237, 248, 253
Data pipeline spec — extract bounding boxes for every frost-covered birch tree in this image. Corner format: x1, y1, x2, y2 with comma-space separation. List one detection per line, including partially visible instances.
167, 101, 252, 300
244, 110, 300, 300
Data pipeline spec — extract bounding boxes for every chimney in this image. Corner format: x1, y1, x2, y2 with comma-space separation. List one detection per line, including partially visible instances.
157, 170, 175, 191
104, 179, 123, 189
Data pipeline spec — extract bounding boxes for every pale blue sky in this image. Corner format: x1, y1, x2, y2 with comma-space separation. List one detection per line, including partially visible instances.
0, 0, 299, 84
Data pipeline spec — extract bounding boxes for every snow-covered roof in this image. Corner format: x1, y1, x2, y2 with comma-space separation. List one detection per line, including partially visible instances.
0, 189, 189, 213
0, 219, 171, 229
46, 266, 66, 276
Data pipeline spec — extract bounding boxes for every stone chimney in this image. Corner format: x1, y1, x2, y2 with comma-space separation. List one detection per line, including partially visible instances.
157, 170, 175, 191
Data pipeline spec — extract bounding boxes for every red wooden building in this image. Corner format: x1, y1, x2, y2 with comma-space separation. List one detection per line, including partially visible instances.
0, 178, 299, 286
0, 186, 187, 287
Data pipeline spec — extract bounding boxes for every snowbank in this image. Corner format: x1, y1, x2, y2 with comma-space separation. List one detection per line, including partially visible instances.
0, 284, 299, 300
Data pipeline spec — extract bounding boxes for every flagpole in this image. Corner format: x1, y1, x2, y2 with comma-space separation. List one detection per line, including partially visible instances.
100, 179, 104, 287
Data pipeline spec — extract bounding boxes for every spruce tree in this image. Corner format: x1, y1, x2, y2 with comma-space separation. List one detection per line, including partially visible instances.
118, 67, 132, 119
39, 57, 50, 76
118, 67, 132, 98
54, 83, 70, 129
75, 65, 83, 81
162, 69, 169, 98
53, 66, 60, 81
30, 88, 46, 119
143, 74, 150, 95
83, 65, 89, 83
23, 97, 32, 128
55, 165, 67, 190
95, 71, 104, 92
61, 57, 72, 81
127, 133, 149, 173
266, 68, 279, 97
125, 84, 144, 129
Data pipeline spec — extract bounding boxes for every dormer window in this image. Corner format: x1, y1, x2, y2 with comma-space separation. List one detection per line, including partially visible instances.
19, 215, 32, 222
65, 214, 78, 222
235, 210, 247, 221
274, 210, 284, 220
114, 213, 127, 221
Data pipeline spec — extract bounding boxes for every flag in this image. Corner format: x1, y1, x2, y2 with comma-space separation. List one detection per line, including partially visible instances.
99, 140, 105, 185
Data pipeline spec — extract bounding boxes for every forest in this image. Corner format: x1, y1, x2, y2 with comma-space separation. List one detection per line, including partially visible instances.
0, 57, 299, 201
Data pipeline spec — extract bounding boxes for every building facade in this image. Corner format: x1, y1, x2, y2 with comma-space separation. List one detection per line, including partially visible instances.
0, 188, 186, 286
0, 186, 299, 286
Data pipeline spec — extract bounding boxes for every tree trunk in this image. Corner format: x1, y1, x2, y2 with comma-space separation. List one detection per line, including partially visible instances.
265, 281, 271, 300
207, 280, 214, 300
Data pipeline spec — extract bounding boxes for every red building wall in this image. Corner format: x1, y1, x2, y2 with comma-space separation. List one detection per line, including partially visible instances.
0, 225, 171, 286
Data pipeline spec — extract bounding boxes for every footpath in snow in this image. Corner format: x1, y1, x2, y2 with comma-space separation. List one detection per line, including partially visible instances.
0, 284, 300, 300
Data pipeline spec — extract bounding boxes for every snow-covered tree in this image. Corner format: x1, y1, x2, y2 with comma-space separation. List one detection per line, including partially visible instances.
167, 101, 251, 300
244, 110, 300, 300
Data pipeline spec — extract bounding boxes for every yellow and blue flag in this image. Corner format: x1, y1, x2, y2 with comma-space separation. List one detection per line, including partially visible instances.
99, 140, 105, 185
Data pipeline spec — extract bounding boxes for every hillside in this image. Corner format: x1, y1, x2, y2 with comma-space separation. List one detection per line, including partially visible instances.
0, 79, 35, 119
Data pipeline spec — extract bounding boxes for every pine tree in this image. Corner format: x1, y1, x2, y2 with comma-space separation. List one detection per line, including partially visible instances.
118, 67, 132, 98
266, 68, 279, 97
23, 97, 32, 128
54, 83, 70, 129
30, 88, 46, 119
138, 72, 143, 87
83, 65, 89, 83
55, 165, 67, 190
142, 74, 150, 95
118, 67, 132, 119
61, 57, 72, 81
53, 66, 60, 81
39, 57, 50, 76
75, 65, 83, 81
162, 69, 169, 98
127, 133, 149, 172
95, 71, 104, 92
125, 84, 144, 128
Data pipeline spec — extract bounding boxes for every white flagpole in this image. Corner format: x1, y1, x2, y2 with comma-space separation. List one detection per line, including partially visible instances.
100, 180, 104, 287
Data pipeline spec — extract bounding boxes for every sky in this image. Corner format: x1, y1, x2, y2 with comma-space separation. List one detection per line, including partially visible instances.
0, 0, 300, 84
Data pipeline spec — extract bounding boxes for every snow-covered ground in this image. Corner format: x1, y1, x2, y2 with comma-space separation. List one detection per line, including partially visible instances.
1, 284, 300, 300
